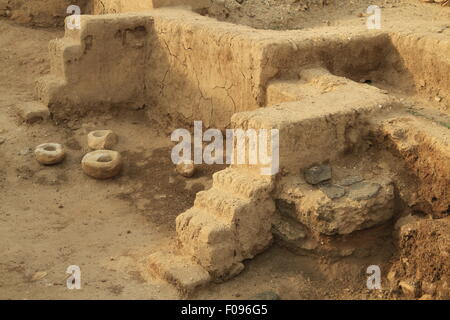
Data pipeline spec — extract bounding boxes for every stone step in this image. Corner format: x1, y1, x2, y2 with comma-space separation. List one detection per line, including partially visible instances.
148, 251, 211, 293
194, 187, 253, 223
232, 77, 399, 173
212, 167, 274, 200
175, 207, 240, 276
15, 101, 50, 124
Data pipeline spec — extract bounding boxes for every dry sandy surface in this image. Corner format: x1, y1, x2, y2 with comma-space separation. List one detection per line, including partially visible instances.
0, 17, 392, 300
0, 0, 448, 300
207, 0, 450, 31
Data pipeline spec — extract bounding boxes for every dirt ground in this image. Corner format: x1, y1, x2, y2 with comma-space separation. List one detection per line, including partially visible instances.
0, 17, 389, 300
206, 0, 450, 30
0, 0, 449, 300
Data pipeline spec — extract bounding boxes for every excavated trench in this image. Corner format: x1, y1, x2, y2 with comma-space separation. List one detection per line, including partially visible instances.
6, 0, 448, 299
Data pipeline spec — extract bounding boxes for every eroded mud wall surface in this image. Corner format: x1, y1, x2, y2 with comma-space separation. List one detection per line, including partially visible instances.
145, 10, 271, 129
39, 10, 274, 129
0, 0, 90, 27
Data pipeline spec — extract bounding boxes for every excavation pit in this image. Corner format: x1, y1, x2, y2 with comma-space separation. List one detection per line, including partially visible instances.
1, 0, 448, 300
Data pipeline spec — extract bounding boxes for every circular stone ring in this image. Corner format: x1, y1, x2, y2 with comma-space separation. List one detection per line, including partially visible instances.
34, 143, 65, 165
81, 150, 122, 179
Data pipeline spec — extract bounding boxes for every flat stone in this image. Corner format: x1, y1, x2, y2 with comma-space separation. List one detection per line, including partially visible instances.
304, 164, 331, 185
148, 251, 211, 292
16, 102, 49, 124
320, 184, 346, 199
272, 215, 306, 242
338, 175, 364, 186
348, 182, 381, 201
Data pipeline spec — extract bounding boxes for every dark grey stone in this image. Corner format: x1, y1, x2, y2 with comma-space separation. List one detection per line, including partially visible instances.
320, 184, 346, 199
348, 182, 381, 201
338, 175, 364, 186
304, 164, 331, 185
275, 199, 297, 218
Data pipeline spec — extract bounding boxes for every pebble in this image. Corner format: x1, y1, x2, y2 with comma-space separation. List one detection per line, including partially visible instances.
176, 160, 196, 178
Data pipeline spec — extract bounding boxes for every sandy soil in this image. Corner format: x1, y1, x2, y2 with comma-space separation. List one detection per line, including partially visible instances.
0, 17, 394, 300
0, 0, 448, 300
207, 0, 450, 31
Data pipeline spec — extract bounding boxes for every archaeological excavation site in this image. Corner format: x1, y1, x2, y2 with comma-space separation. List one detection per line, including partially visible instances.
0, 0, 449, 302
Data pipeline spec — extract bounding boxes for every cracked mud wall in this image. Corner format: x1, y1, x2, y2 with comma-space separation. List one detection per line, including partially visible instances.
144, 10, 271, 129
39, 10, 273, 128
91, 0, 211, 14
388, 33, 450, 113
41, 14, 153, 119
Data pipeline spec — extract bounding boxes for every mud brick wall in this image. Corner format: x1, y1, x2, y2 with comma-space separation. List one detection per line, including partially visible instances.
145, 10, 271, 129
38, 14, 153, 118
39, 9, 274, 129
91, 0, 211, 14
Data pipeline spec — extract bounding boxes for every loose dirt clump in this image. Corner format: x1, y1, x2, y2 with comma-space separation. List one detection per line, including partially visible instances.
388, 217, 450, 299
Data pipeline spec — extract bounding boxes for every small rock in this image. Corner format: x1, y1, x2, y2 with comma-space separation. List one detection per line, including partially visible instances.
304, 164, 331, 185
275, 199, 297, 218
320, 184, 346, 199
394, 214, 422, 230
348, 182, 381, 201
338, 175, 364, 186
250, 291, 280, 300
272, 215, 306, 242
148, 251, 211, 292
16, 102, 49, 124
0, 137, 5, 145
387, 270, 397, 285
176, 160, 196, 178
419, 294, 433, 300
87, 130, 118, 150
399, 280, 418, 298
434, 96, 442, 102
